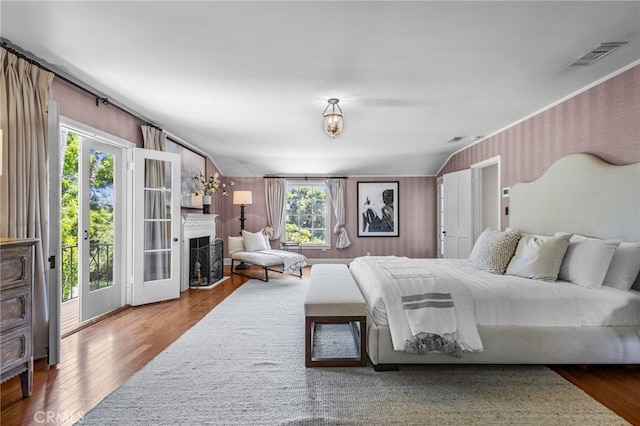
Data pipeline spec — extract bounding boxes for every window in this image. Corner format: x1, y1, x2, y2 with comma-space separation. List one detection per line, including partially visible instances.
284, 180, 330, 247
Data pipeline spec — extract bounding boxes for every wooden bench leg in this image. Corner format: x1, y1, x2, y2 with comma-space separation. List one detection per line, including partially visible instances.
305, 317, 313, 367
305, 315, 367, 367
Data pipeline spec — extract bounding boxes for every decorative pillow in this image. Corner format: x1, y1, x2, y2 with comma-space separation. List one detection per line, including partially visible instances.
558, 234, 621, 289
505, 233, 572, 281
602, 242, 640, 291
468, 228, 521, 274
241, 230, 270, 252
228, 236, 245, 255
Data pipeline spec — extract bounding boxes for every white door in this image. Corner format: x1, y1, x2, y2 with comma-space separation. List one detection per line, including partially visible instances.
132, 148, 181, 305
47, 101, 61, 365
79, 138, 124, 321
443, 169, 473, 258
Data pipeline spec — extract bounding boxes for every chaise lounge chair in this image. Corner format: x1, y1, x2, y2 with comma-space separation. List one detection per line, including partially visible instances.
228, 231, 307, 282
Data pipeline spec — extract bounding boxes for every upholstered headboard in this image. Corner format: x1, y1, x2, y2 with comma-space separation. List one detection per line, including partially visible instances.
510, 153, 640, 242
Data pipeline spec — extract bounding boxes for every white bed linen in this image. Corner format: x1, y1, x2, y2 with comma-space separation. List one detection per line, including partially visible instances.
358, 256, 482, 353
349, 257, 640, 328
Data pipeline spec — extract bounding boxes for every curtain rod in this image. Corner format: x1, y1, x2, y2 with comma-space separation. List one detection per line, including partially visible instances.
1, 38, 160, 130
263, 176, 348, 179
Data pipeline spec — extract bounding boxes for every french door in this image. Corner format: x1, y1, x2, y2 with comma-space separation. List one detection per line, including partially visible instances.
132, 148, 181, 305
49, 116, 129, 362
78, 137, 125, 321
48, 119, 182, 365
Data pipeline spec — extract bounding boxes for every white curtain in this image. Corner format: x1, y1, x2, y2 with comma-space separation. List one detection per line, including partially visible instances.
264, 178, 285, 239
141, 125, 169, 280
0, 47, 55, 358
327, 178, 351, 249
142, 126, 166, 151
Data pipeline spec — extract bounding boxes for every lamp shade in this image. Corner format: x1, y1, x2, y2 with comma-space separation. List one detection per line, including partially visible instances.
233, 190, 253, 205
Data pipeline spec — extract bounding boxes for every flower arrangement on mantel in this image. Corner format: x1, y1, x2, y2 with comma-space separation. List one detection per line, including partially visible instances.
191, 172, 234, 197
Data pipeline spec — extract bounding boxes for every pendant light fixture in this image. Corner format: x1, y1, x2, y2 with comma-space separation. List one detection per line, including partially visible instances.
323, 98, 343, 138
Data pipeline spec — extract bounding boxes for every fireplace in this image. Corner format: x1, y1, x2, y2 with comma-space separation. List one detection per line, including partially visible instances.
189, 236, 224, 287
181, 214, 221, 291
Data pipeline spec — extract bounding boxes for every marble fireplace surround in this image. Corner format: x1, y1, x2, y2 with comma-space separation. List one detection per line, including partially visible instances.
181, 213, 217, 291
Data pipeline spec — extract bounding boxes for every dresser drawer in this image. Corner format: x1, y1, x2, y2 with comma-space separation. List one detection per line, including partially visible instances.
0, 326, 31, 378
0, 239, 36, 397
0, 245, 33, 291
1, 287, 31, 334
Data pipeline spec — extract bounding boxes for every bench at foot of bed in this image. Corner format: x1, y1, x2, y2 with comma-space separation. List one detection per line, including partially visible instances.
304, 264, 367, 367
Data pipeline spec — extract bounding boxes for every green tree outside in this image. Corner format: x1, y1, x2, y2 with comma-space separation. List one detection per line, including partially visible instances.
60, 130, 115, 301
285, 184, 327, 244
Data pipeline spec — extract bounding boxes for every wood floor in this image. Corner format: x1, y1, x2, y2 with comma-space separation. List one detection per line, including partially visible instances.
2, 265, 639, 426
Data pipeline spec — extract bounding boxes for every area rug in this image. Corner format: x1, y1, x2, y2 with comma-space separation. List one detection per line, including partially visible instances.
80, 279, 628, 425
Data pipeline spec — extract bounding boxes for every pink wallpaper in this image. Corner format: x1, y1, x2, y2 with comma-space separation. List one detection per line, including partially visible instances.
440, 65, 640, 230
53, 79, 145, 146
214, 176, 437, 260
51, 64, 639, 260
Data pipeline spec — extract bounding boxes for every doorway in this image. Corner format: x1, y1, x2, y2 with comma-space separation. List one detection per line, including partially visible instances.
438, 156, 501, 259
471, 156, 501, 240
59, 126, 128, 335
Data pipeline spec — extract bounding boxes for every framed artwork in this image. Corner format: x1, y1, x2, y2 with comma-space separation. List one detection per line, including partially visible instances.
165, 138, 206, 208
357, 181, 399, 237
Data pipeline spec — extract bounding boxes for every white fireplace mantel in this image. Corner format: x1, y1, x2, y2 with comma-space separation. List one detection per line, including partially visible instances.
181, 213, 218, 291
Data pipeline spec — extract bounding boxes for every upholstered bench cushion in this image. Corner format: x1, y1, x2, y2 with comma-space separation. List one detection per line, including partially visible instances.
304, 264, 366, 317
231, 250, 298, 267
304, 264, 367, 367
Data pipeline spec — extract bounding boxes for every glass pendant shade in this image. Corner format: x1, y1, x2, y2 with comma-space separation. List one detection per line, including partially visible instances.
323, 98, 343, 138
324, 113, 343, 138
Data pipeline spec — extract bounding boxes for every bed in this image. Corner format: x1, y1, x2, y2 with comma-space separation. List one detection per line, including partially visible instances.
349, 153, 640, 368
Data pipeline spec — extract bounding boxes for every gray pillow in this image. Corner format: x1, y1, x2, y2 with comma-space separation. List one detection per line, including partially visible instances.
506, 233, 572, 281
468, 228, 521, 274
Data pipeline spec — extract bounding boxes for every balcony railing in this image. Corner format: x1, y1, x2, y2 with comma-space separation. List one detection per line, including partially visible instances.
61, 243, 114, 303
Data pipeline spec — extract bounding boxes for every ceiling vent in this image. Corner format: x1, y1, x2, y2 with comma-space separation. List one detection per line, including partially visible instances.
446, 136, 465, 144
569, 42, 628, 66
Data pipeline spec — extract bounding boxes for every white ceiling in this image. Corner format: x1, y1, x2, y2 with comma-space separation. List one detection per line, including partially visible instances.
1, 1, 639, 176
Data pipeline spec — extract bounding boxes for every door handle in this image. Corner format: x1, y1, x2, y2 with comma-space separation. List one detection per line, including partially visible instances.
84, 230, 89, 240
173, 238, 178, 242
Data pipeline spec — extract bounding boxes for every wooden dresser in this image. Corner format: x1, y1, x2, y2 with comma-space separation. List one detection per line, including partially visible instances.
1, 238, 38, 398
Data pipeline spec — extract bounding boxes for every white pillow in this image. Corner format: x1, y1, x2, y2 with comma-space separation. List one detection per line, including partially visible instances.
241, 230, 270, 252
603, 242, 640, 291
468, 228, 521, 274
506, 233, 572, 281
228, 236, 245, 255
558, 235, 621, 289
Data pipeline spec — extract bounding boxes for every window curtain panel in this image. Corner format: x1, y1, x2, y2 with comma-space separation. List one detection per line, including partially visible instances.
264, 178, 285, 240
0, 47, 55, 359
141, 125, 169, 281
327, 178, 351, 249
